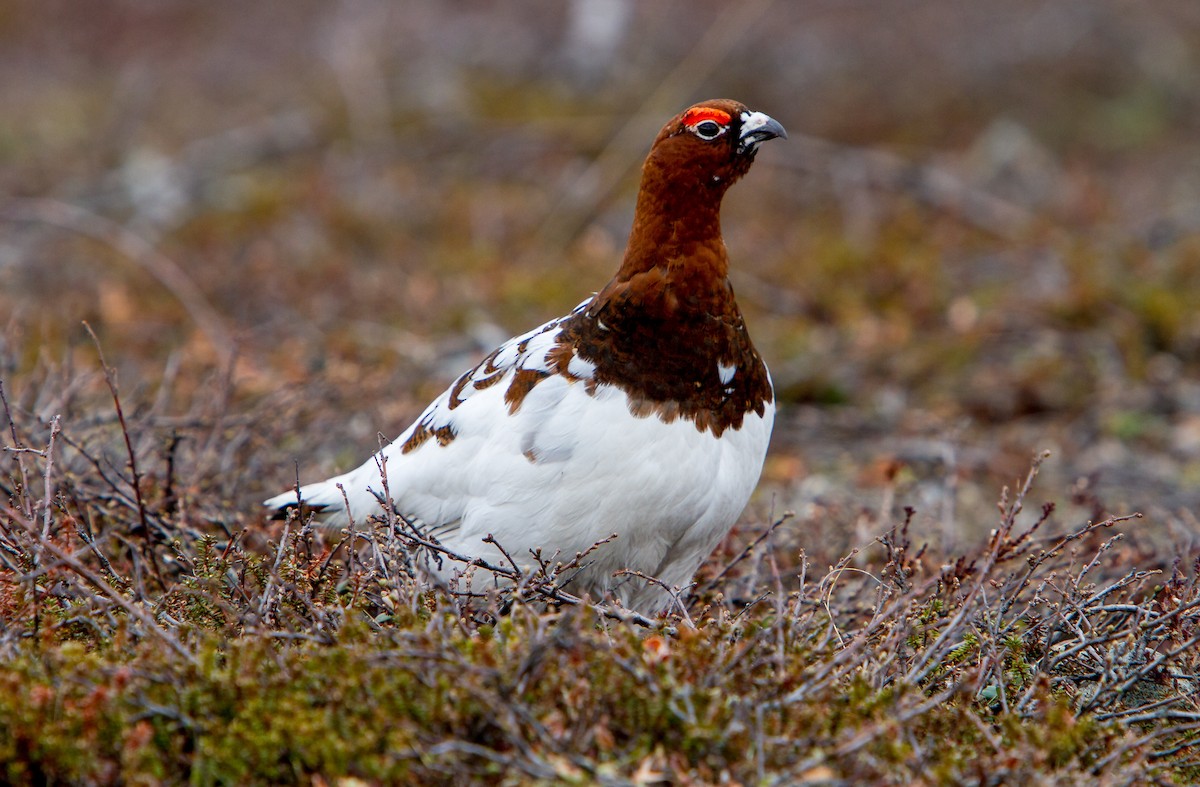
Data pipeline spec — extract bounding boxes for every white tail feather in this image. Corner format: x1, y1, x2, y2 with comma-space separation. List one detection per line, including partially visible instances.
262, 472, 382, 529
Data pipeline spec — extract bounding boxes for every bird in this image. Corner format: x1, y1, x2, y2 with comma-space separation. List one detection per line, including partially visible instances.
264, 99, 786, 612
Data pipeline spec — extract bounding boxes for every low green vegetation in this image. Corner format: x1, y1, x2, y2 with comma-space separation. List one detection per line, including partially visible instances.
0, 397, 1196, 784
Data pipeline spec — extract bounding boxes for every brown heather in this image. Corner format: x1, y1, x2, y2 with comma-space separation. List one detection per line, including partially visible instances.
0, 372, 1197, 783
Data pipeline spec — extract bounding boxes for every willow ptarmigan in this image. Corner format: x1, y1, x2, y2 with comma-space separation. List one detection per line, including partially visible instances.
264, 99, 786, 612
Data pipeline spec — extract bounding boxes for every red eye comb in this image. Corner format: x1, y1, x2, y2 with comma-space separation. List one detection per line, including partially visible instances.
681, 107, 732, 127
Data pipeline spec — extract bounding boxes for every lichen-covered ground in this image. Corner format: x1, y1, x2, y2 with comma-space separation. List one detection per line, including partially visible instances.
1, 2, 1199, 783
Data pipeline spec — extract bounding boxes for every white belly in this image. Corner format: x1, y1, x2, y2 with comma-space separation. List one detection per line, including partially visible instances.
388, 374, 774, 609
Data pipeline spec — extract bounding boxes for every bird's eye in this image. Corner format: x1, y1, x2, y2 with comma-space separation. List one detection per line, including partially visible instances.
693, 120, 724, 140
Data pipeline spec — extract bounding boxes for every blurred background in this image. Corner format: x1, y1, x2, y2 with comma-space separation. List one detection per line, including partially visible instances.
2, 0, 1200, 554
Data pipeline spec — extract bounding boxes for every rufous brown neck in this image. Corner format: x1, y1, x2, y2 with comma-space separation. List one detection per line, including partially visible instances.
399, 99, 782, 450
545, 133, 770, 436
615, 144, 734, 285
518, 99, 778, 435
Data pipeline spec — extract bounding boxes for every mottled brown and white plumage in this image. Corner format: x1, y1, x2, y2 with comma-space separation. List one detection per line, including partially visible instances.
264, 100, 786, 612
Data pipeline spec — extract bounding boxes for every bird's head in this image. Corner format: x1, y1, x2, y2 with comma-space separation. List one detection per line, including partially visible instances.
644, 99, 787, 195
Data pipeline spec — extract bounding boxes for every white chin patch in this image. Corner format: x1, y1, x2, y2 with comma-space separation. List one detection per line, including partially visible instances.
740, 111, 773, 135
738, 110, 780, 153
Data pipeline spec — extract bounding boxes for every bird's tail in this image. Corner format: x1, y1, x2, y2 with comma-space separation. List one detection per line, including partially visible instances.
262, 475, 375, 529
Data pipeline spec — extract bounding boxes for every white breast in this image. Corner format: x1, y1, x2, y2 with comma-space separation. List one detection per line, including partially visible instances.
379, 369, 772, 608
